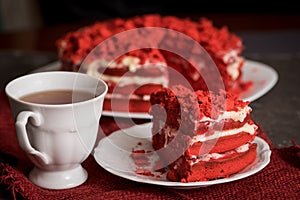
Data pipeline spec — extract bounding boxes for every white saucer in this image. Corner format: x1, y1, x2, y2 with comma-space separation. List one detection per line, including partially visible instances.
93, 122, 271, 189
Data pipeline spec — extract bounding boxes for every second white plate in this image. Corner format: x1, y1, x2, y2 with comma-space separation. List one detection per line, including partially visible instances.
239, 60, 278, 102
33, 59, 278, 119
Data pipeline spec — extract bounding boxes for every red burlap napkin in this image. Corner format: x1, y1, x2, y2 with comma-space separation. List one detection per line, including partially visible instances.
0, 91, 299, 200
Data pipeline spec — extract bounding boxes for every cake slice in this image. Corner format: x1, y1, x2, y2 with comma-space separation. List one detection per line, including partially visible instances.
150, 85, 258, 182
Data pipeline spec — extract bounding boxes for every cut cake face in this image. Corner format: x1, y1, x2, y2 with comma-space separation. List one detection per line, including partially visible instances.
149, 85, 257, 182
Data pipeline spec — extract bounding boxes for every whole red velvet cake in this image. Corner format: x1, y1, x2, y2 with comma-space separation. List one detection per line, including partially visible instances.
150, 85, 258, 182
56, 14, 251, 113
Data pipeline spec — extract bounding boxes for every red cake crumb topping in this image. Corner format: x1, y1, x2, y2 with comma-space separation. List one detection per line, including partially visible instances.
57, 14, 252, 113
57, 14, 243, 68
196, 89, 250, 119
131, 148, 165, 178
150, 85, 249, 122
131, 149, 151, 166
135, 169, 155, 177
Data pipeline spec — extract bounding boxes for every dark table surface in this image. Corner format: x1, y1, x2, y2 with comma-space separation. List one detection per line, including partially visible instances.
0, 14, 300, 199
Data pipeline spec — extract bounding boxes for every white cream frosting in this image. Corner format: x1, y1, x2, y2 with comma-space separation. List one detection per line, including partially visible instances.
121, 56, 141, 72
158, 105, 255, 147
105, 93, 150, 101
222, 49, 244, 80
189, 143, 250, 164
86, 57, 169, 87
100, 74, 168, 87
192, 122, 257, 143
226, 58, 243, 80
199, 106, 252, 123
223, 49, 239, 64
87, 58, 117, 69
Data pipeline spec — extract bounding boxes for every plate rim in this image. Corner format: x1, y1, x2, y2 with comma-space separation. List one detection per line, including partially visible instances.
93, 122, 272, 188
32, 59, 278, 119
240, 60, 278, 102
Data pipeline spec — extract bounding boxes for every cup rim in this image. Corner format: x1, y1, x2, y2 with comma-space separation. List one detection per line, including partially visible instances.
5, 71, 108, 107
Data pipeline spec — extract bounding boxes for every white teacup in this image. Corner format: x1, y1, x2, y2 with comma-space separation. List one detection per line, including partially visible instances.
5, 71, 108, 189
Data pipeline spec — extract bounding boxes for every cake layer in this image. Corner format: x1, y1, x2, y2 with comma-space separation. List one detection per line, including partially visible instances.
101, 75, 167, 88
103, 97, 150, 113
167, 143, 257, 182
153, 113, 252, 139
191, 122, 257, 143
104, 83, 166, 112
85, 56, 168, 88
152, 123, 257, 158
86, 57, 168, 77
186, 132, 256, 157
105, 82, 164, 95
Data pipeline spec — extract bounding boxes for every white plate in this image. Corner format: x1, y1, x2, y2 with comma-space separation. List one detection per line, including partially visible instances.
239, 60, 278, 102
93, 122, 271, 189
33, 59, 278, 119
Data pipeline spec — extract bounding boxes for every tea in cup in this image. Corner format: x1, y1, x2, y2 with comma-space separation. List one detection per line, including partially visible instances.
5, 71, 108, 189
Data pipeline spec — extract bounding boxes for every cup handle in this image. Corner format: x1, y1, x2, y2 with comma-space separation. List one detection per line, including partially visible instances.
15, 111, 50, 166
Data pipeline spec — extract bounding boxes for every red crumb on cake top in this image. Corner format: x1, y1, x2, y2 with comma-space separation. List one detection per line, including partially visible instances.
150, 85, 249, 121
196, 89, 250, 118
56, 14, 251, 111
56, 14, 242, 68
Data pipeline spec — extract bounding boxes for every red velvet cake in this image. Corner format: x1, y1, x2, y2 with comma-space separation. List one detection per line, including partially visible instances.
56, 14, 251, 113
150, 85, 258, 182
